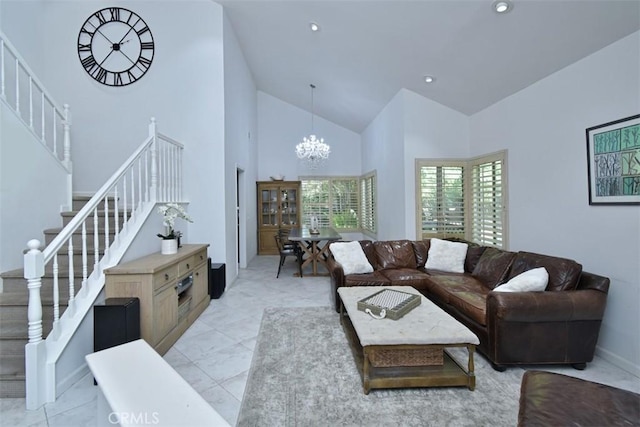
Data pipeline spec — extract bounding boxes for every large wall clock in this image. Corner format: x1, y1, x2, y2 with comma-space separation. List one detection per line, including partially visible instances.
77, 7, 155, 86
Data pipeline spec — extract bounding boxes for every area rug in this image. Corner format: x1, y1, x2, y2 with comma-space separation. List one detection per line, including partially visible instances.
237, 307, 524, 426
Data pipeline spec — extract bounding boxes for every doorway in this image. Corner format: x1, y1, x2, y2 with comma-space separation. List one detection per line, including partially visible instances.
236, 166, 246, 271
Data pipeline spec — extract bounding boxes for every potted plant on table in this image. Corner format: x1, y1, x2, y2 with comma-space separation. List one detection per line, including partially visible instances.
157, 203, 194, 254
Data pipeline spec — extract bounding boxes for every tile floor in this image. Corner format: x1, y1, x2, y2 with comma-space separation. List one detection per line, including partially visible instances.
1, 255, 639, 426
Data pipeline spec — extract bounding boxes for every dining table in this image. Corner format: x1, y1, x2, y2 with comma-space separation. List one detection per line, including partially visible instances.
287, 227, 342, 276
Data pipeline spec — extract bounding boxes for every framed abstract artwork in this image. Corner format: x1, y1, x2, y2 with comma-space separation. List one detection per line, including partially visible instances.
586, 114, 640, 205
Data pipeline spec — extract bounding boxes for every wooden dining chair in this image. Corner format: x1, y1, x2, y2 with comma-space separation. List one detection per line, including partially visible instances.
274, 234, 303, 278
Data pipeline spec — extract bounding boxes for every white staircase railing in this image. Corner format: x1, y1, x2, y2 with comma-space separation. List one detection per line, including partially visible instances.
23, 118, 185, 410
0, 31, 72, 208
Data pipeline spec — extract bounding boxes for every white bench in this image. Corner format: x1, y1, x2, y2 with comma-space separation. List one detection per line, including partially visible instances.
86, 339, 230, 427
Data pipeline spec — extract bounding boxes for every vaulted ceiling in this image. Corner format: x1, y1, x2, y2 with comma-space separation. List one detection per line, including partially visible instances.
218, 0, 640, 133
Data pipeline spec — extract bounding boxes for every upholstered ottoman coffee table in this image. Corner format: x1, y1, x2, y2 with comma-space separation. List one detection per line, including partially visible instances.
338, 286, 480, 394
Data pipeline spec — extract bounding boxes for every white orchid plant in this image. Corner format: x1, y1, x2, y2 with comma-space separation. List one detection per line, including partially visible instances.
157, 203, 194, 240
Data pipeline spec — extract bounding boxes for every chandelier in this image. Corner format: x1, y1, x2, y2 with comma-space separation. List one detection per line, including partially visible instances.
295, 84, 330, 168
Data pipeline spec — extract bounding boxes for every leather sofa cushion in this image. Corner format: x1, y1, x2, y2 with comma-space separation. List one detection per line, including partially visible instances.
344, 271, 391, 287
508, 251, 582, 291
359, 240, 378, 270
447, 290, 489, 326
472, 247, 517, 289
374, 240, 417, 269
379, 268, 431, 291
423, 274, 485, 305
412, 240, 430, 268
518, 371, 640, 427
423, 274, 489, 325
465, 245, 487, 273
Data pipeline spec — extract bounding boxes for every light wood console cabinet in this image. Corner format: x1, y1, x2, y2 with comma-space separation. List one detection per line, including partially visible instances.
257, 180, 301, 254
104, 244, 209, 355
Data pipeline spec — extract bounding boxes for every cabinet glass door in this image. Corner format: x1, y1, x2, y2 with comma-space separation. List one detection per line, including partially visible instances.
280, 188, 298, 226
261, 189, 278, 226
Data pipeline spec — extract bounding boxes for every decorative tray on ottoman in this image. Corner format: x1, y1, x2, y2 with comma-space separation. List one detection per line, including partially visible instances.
357, 289, 421, 320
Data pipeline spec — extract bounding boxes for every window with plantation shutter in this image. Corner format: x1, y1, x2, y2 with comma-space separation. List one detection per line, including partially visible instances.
470, 153, 506, 247
360, 172, 376, 234
331, 179, 359, 229
301, 179, 331, 227
301, 177, 360, 231
417, 161, 466, 240
415, 151, 508, 248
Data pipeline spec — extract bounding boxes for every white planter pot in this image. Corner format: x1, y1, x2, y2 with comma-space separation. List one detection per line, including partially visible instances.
161, 239, 178, 255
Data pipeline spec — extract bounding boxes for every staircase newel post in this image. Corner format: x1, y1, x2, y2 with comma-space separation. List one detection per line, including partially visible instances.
24, 239, 44, 343
24, 239, 46, 410
149, 117, 158, 202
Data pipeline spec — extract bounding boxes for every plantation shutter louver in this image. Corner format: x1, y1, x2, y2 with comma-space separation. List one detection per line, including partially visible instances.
301, 179, 330, 228
331, 179, 359, 229
470, 157, 504, 247
301, 177, 361, 231
418, 164, 465, 240
360, 174, 376, 233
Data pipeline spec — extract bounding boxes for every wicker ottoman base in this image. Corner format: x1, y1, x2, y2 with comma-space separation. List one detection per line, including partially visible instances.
369, 346, 444, 367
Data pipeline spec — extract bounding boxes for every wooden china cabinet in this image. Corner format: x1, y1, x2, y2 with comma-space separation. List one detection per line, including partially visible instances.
257, 180, 301, 254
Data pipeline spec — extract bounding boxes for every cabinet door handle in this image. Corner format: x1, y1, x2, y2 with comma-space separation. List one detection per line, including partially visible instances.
195, 272, 199, 276
186, 263, 190, 269
165, 274, 169, 281
199, 255, 204, 260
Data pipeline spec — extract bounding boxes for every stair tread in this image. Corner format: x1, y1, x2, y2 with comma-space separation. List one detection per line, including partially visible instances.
0, 292, 71, 306
61, 208, 131, 216
43, 226, 117, 234
1, 268, 84, 279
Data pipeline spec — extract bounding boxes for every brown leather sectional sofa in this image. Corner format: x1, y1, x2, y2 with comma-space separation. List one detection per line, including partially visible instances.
327, 239, 610, 370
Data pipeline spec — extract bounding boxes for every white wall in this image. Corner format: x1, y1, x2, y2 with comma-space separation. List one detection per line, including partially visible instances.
361, 89, 470, 241
37, 1, 226, 262
257, 91, 362, 181
0, 0, 46, 75
223, 11, 258, 279
361, 91, 405, 240
0, 102, 69, 275
470, 31, 640, 376
403, 89, 470, 239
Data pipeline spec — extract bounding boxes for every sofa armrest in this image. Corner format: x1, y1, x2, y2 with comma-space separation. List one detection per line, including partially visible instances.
487, 289, 608, 323
326, 255, 345, 312
327, 256, 344, 282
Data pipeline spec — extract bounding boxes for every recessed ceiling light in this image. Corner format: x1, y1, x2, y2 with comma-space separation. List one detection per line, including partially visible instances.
310, 22, 320, 32
424, 75, 436, 84
492, 0, 513, 13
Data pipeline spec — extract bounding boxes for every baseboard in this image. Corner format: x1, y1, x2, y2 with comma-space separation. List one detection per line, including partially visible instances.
55, 362, 90, 399
595, 345, 640, 378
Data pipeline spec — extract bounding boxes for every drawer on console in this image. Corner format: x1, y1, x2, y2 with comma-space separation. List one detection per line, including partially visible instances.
192, 249, 207, 266
153, 266, 177, 291
178, 249, 207, 276
178, 255, 195, 276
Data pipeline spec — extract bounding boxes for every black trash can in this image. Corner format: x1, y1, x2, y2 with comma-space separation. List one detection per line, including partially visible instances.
94, 297, 140, 352
208, 258, 226, 299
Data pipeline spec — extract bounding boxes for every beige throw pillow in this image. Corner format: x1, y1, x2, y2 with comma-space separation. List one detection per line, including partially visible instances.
330, 241, 374, 275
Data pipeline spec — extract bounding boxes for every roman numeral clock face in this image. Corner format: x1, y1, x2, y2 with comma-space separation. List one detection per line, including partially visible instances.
77, 7, 154, 86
